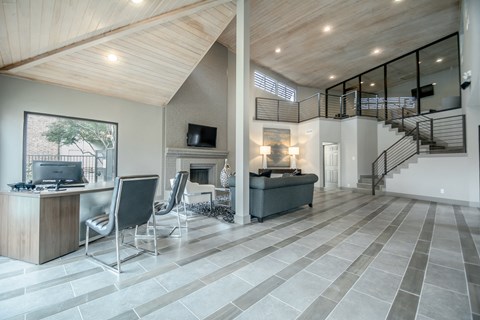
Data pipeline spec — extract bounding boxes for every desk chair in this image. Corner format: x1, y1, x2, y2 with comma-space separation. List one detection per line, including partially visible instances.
152, 171, 189, 237
85, 175, 159, 273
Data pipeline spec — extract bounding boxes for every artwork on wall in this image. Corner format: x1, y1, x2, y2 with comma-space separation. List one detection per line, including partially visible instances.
263, 128, 290, 167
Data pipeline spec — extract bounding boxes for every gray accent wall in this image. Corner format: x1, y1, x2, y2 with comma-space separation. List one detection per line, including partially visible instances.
165, 42, 229, 151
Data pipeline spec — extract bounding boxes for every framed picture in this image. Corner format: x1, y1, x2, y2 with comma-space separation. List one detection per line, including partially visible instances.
263, 128, 290, 167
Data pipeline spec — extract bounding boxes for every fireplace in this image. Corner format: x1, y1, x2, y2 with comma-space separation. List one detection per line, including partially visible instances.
165, 147, 228, 192
190, 168, 209, 184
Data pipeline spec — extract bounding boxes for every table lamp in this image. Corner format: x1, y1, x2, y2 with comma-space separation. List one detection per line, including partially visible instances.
288, 146, 299, 169
260, 146, 271, 169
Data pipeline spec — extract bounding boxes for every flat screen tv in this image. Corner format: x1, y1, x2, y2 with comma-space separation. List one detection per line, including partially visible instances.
411, 84, 434, 99
186, 123, 217, 148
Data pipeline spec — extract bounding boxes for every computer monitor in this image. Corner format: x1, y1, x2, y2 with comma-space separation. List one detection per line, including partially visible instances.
32, 161, 84, 189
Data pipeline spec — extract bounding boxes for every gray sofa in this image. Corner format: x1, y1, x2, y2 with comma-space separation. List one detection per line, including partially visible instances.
228, 173, 319, 222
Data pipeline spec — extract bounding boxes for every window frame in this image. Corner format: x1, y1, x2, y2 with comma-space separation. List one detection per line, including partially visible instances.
254, 70, 297, 102
22, 111, 119, 183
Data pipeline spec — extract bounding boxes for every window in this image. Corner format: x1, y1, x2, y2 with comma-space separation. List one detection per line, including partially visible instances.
23, 112, 118, 183
254, 71, 296, 101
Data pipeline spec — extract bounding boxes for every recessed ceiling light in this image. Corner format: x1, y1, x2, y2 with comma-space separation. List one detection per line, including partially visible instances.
360, 81, 364, 84
323, 25, 332, 32
275, 48, 281, 53
329, 75, 336, 80
131, 0, 143, 3
436, 58, 443, 63
107, 54, 118, 62
370, 83, 375, 87
432, 83, 437, 85
394, 0, 403, 2
372, 48, 382, 55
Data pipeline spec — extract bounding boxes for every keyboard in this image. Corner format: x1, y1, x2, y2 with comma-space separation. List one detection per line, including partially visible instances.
45, 184, 86, 189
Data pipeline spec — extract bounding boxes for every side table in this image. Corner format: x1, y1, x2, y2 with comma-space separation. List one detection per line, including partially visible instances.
214, 187, 231, 206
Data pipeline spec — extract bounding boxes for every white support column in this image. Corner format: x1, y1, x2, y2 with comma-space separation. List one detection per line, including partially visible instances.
234, 0, 251, 225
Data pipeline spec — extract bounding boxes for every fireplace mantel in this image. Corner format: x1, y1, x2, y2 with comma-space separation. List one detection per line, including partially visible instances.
165, 147, 229, 158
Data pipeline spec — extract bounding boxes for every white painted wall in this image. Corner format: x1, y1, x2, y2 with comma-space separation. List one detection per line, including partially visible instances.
340, 118, 358, 188
377, 123, 405, 154
0, 75, 165, 198
385, 155, 471, 203
357, 117, 378, 176
298, 119, 321, 186
461, 0, 480, 205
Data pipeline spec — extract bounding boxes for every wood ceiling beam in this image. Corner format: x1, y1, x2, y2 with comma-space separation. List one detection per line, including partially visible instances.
0, 0, 234, 73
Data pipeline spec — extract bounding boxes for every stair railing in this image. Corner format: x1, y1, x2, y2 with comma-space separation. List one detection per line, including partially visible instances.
372, 127, 418, 195
372, 114, 466, 195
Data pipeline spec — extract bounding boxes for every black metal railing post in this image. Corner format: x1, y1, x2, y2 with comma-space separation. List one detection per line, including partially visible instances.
325, 94, 329, 118
297, 102, 300, 123
416, 122, 420, 154
401, 108, 405, 131
384, 153, 387, 177
372, 163, 375, 196
462, 114, 467, 153
277, 100, 280, 122
430, 118, 434, 142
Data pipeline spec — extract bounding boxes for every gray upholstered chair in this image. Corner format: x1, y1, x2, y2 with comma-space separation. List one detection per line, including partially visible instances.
152, 171, 189, 237
85, 175, 159, 273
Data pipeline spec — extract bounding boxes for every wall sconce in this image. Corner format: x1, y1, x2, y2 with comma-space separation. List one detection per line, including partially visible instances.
288, 146, 299, 169
260, 146, 271, 169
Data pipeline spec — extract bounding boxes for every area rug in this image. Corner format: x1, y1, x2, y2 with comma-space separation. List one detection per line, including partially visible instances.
186, 200, 235, 223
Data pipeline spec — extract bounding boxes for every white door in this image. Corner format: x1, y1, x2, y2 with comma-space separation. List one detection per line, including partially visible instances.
324, 144, 339, 188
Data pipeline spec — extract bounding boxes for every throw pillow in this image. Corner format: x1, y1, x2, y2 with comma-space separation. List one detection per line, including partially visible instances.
259, 170, 272, 177
249, 170, 272, 178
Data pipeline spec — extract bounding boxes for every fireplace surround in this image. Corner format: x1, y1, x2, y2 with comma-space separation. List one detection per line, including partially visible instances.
165, 147, 229, 192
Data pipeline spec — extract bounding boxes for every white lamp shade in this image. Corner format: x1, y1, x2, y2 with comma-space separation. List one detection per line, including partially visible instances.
288, 147, 299, 155
260, 146, 271, 155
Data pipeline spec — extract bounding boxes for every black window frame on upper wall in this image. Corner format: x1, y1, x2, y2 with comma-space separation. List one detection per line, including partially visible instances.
325, 32, 461, 119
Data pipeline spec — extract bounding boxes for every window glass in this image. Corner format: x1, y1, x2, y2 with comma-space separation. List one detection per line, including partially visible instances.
24, 112, 118, 183
386, 53, 417, 119
361, 67, 385, 120
345, 78, 360, 117
326, 83, 343, 118
419, 35, 460, 113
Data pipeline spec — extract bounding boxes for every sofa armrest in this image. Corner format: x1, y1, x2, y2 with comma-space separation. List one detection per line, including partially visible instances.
228, 174, 318, 190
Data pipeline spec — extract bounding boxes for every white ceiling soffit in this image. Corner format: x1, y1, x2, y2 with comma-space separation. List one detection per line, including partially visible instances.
0, 0, 236, 106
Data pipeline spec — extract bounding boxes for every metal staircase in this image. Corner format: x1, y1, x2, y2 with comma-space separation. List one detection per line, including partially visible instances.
371, 110, 466, 195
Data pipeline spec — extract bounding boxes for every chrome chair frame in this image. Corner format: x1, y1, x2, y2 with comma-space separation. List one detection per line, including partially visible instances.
149, 171, 189, 238
85, 175, 159, 273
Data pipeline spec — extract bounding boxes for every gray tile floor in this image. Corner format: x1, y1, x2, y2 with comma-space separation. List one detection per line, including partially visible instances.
0, 190, 479, 320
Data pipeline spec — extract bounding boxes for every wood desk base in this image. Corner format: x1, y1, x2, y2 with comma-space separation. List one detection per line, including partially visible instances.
0, 193, 79, 264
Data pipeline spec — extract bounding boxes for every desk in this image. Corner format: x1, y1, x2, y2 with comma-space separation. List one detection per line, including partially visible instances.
0, 183, 114, 264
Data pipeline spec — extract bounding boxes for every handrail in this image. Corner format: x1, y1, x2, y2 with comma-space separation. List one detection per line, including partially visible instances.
256, 91, 361, 123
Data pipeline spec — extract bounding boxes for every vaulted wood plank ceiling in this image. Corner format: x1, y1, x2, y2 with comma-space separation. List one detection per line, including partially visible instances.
0, 0, 460, 106
219, 0, 460, 90
0, 0, 236, 106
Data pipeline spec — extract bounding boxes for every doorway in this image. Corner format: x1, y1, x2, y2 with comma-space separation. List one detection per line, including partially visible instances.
323, 143, 339, 188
